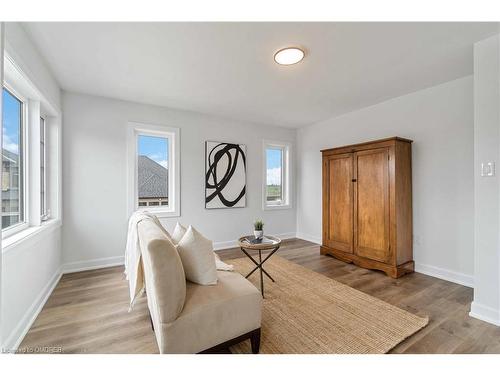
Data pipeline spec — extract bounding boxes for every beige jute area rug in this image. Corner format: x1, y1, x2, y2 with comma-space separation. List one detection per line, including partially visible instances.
229, 256, 428, 354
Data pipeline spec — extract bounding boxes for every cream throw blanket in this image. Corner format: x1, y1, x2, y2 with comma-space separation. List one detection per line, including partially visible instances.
125, 212, 167, 310
215, 253, 234, 271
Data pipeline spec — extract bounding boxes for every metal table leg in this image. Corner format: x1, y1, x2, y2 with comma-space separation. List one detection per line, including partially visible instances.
259, 250, 264, 297
241, 246, 279, 281
240, 245, 280, 298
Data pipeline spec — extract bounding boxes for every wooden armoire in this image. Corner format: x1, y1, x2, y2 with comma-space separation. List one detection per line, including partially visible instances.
321, 137, 413, 278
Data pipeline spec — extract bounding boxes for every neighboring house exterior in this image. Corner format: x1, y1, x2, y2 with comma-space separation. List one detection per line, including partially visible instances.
138, 155, 168, 206
2, 148, 22, 228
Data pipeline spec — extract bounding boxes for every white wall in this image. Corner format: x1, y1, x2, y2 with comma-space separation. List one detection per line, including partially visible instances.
1, 22, 62, 350
470, 35, 500, 326
296, 76, 474, 286
4, 23, 61, 110
62, 92, 296, 268
1, 227, 62, 349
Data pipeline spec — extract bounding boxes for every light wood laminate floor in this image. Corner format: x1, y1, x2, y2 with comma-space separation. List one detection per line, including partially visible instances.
20, 239, 500, 353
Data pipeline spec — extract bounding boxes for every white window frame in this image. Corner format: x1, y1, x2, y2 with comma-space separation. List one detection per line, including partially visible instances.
40, 115, 49, 221
1, 52, 62, 250
127, 122, 180, 218
262, 140, 292, 210
1, 85, 29, 238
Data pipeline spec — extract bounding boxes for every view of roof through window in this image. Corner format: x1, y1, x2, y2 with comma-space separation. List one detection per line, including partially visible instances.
137, 135, 169, 207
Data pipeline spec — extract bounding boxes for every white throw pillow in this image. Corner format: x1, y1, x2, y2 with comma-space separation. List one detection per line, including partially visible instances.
177, 225, 218, 285
171, 222, 187, 244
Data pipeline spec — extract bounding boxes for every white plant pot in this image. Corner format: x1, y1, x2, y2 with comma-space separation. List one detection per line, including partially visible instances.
254, 230, 263, 239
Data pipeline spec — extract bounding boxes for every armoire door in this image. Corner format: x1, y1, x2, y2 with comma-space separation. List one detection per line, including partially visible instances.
354, 148, 390, 262
323, 153, 353, 253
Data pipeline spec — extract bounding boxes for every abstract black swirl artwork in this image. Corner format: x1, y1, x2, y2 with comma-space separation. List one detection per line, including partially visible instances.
205, 141, 246, 208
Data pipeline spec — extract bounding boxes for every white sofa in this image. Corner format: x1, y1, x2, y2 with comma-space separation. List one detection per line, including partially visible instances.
137, 219, 262, 353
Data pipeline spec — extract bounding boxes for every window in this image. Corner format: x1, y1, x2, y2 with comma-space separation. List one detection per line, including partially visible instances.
1, 53, 61, 245
263, 140, 291, 209
266, 148, 283, 203
137, 134, 169, 208
40, 116, 49, 221
127, 122, 180, 217
2, 88, 25, 230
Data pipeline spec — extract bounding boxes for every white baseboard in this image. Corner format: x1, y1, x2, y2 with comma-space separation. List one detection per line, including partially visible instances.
295, 232, 321, 244
414, 262, 474, 288
60, 232, 301, 268
212, 239, 240, 251
61, 256, 125, 274
470, 302, 500, 326
213, 232, 297, 251
2, 267, 62, 352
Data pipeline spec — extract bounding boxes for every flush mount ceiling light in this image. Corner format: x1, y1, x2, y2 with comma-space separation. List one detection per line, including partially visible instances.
274, 47, 305, 65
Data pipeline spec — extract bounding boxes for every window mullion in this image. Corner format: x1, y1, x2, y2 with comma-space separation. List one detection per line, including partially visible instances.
27, 99, 41, 227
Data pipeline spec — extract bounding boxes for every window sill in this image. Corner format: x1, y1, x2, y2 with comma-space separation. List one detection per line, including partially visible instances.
2, 219, 62, 254
135, 208, 180, 218
263, 204, 292, 211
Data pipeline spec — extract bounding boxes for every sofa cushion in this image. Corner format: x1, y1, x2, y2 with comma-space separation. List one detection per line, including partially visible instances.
159, 271, 262, 353
177, 225, 218, 285
138, 219, 186, 324
171, 222, 187, 244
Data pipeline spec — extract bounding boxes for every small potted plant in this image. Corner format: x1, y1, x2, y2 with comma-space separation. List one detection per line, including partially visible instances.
254, 219, 264, 239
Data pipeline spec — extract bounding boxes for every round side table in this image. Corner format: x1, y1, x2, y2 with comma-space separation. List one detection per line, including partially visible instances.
237, 235, 282, 298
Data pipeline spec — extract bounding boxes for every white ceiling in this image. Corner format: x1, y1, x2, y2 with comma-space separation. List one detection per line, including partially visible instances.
22, 22, 499, 128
